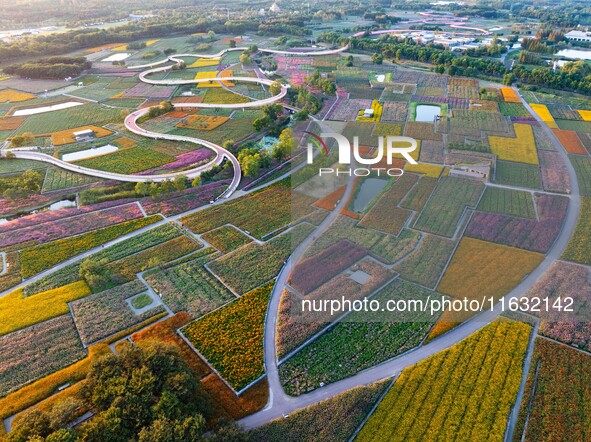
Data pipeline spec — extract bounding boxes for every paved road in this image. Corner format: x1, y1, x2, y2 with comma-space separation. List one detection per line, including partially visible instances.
238, 86, 582, 430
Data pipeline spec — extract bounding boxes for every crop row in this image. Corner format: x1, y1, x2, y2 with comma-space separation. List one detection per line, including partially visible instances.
201, 225, 251, 253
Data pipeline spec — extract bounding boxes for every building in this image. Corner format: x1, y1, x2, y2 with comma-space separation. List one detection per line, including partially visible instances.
449, 162, 490, 181
73, 129, 96, 142
270, 2, 281, 13
565, 30, 591, 43
363, 109, 374, 118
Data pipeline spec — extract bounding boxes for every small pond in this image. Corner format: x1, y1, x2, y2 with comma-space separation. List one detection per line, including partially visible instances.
352, 178, 388, 213
257, 136, 279, 150
415, 104, 441, 122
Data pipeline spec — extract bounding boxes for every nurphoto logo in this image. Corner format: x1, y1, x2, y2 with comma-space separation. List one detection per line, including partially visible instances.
304, 131, 418, 177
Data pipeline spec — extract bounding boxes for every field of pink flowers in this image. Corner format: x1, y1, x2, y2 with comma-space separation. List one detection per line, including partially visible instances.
139, 149, 215, 175
142, 180, 230, 216
123, 83, 176, 99
466, 193, 568, 253
538, 151, 570, 193
329, 99, 372, 121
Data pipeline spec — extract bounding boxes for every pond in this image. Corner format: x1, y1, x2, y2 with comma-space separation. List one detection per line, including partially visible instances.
415, 104, 441, 122
352, 178, 388, 213
62, 144, 119, 162
555, 49, 591, 61
257, 136, 279, 150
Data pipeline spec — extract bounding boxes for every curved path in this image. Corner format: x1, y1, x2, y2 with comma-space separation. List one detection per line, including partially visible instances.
238, 86, 581, 429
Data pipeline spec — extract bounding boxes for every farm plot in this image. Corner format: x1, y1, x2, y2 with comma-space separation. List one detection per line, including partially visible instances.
123, 83, 176, 99
380, 102, 408, 122
181, 281, 273, 391
176, 114, 229, 130
552, 129, 588, 155
527, 261, 591, 350
0, 89, 36, 102
208, 223, 314, 294
372, 122, 402, 136
530, 103, 558, 129
498, 102, 530, 117
450, 109, 507, 133
538, 151, 570, 193
418, 139, 444, 163
0, 116, 25, 131
394, 235, 455, 288
277, 258, 394, 358
404, 163, 443, 178
20, 215, 161, 278
548, 106, 582, 121
171, 117, 257, 146
466, 194, 568, 253
0, 281, 91, 336
145, 249, 234, 318
438, 238, 543, 306
447, 77, 479, 99
201, 225, 251, 253
563, 197, 591, 264
470, 99, 498, 112
280, 280, 434, 396
532, 125, 556, 151
0, 252, 21, 293
201, 88, 250, 104
356, 321, 531, 442
142, 181, 229, 217
489, 123, 539, 165
501, 88, 521, 103
570, 155, 591, 195
42, 167, 98, 192
289, 240, 366, 295
13, 103, 121, 135
250, 382, 388, 442
513, 338, 591, 442
414, 176, 484, 237
182, 182, 316, 239
404, 122, 442, 141
70, 280, 164, 345
359, 174, 418, 235
400, 176, 438, 212
476, 187, 536, 218
328, 99, 372, 121
75, 147, 174, 174
342, 121, 377, 147
494, 160, 542, 189
0, 315, 85, 397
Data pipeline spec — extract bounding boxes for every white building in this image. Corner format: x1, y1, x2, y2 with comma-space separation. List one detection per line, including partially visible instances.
565, 30, 591, 43
270, 2, 281, 13
73, 129, 95, 142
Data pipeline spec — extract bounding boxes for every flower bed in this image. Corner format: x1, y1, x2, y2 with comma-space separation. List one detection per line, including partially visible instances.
530, 103, 558, 128
75, 147, 175, 174
0, 281, 91, 336
0, 315, 86, 397
181, 281, 273, 391
552, 129, 588, 155
356, 321, 531, 442
201, 225, 252, 253
498, 102, 529, 117
70, 280, 164, 345
501, 87, 521, 103
538, 151, 570, 193
0, 203, 143, 249
20, 215, 161, 278
404, 121, 443, 141
176, 114, 229, 130
145, 249, 233, 318
142, 181, 230, 216
450, 109, 507, 133
400, 176, 438, 211
489, 123, 539, 165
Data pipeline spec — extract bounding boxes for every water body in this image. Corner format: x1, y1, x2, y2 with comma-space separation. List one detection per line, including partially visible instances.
353, 178, 388, 212
63, 144, 119, 162
415, 104, 441, 122
556, 49, 591, 61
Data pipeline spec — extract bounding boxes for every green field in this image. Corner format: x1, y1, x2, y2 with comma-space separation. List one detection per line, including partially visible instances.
477, 187, 536, 218
42, 167, 98, 192
414, 177, 484, 237
75, 147, 174, 174
570, 155, 591, 195
494, 160, 542, 189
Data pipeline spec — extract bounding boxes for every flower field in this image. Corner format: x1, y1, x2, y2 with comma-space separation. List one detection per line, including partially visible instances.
501, 88, 521, 103
176, 114, 229, 130
195, 70, 234, 87
562, 197, 591, 264
0, 203, 143, 249
187, 57, 221, 68
181, 182, 315, 239
530, 103, 558, 129
0, 116, 25, 131
51, 125, 113, 146
289, 240, 366, 295
414, 176, 484, 237
75, 147, 175, 174
359, 174, 417, 235
20, 215, 161, 278
577, 110, 591, 121
0, 89, 36, 102
404, 163, 443, 178
250, 382, 389, 442
279, 280, 434, 395
476, 187, 536, 218
0, 315, 86, 397
381, 102, 408, 121
404, 121, 442, 141
277, 258, 394, 358
0, 252, 21, 293
448, 77, 479, 99
513, 338, 591, 442
201, 225, 251, 253
328, 99, 372, 121
123, 82, 175, 98
450, 109, 508, 132
42, 167, 98, 192
493, 160, 542, 189
538, 151, 570, 193
498, 102, 530, 117
145, 249, 234, 318
181, 281, 273, 391
356, 321, 531, 442
394, 234, 456, 288
400, 176, 438, 212
202, 88, 250, 104
489, 123, 539, 165
71, 280, 164, 345
571, 155, 591, 195
357, 100, 383, 122
0, 281, 91, 336
142, 181, 229, 216
552, 129, 588, 155
208, 223, 314, 294
437, 238, 543, 309
467, 193, 567, 253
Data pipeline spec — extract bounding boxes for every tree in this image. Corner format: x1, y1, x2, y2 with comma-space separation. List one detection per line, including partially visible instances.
223, 140, 235, 151
269, 80, 282, 95
135, 181, 149, 196
149, 182, 162, 199
239, 52, 253, 65
372, 53, 384, 64
173, 175, 187, 192
345, 54, 354, 66
45, 429, 78, 442
138, 416, 205, 442
7, 409, 52, 442
252, 116, 271, 131
228, 39, 236, 48
79, 258, 117, 290
273, 127, 296, 160
191, 176, 201, 187
207, 30, 216, 41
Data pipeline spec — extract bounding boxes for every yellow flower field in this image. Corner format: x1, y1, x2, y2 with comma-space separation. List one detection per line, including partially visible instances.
357, 100, 383, 122
114, 136, 137, 148
51, 125, 113, 146
82, 43, 125, 53
489, 123, 539, 165
404, 162, 443, 178
195, 70, 234, 87
188, 57, 221, 68
146, 39, 159, 46
0, 89, 36, 103
176, 114, 230, 131
0, 281, 91, 336
530, 103, 558, 128
500, 87, 521, 103
577, 110, 591, 121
